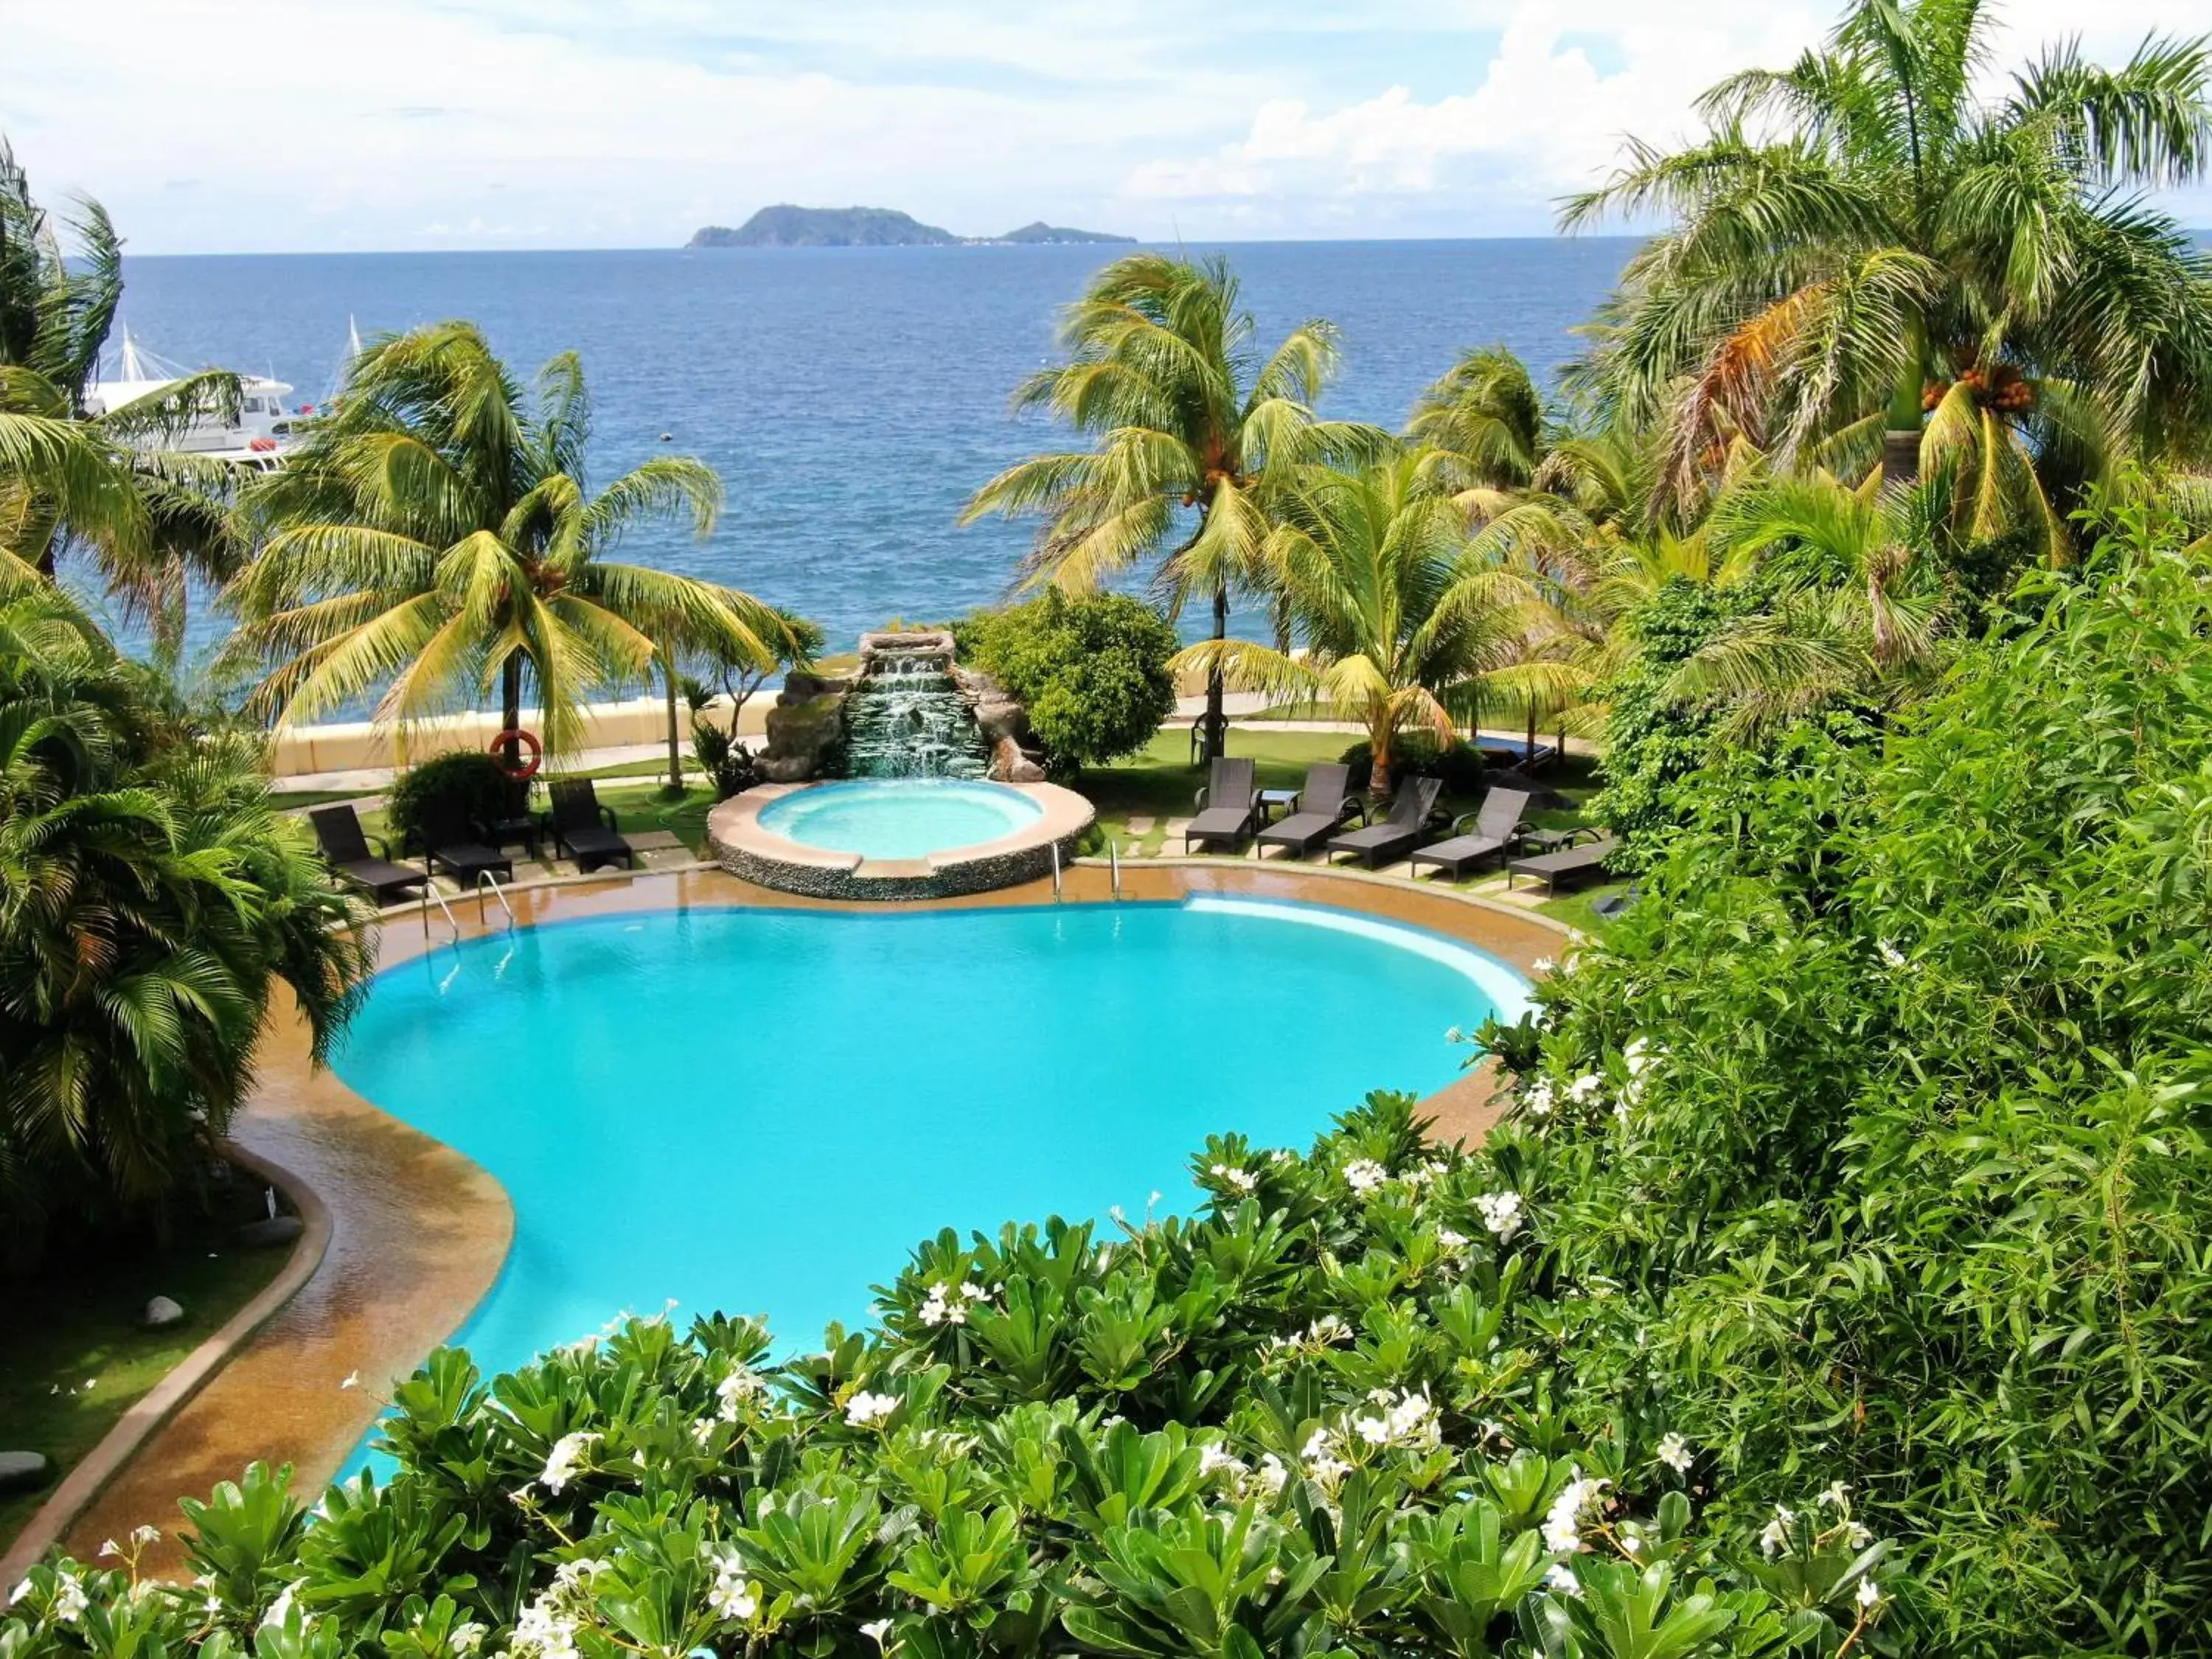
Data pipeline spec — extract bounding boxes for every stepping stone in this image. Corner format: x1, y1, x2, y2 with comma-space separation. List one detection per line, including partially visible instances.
142, 1295, 184, 1329
1162, 818, 1192, 846
625, 830, 684, 852
237, 1214, 304, 1248
1124, 816, 1156, 834
0, 1450, 50, 1492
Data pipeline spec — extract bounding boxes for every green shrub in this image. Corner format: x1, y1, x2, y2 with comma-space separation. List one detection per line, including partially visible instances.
386, 750, 515, 851
1498, 506, 2212, 1654
2, 1092, 1894, 1659
960, 593, 1179, 779
1339, 732, 1486, 797
689, 715, 757, 801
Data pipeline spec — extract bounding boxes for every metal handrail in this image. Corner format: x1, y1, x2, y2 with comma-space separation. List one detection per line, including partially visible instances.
420, 883, 462, 944
1108, 835, 1121, 902
476, 868, 516, 929
1051, 840, 1062, 902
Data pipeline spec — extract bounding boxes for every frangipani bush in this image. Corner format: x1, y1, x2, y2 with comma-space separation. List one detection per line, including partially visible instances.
3, 1096, 1888, 1659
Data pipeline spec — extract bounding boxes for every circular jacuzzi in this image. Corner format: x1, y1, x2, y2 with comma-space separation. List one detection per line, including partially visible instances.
706, 776, 1093, 900
757, 779, 1045, 860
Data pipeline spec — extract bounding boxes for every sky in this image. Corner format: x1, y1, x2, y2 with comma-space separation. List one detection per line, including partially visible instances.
4, 0, 2208, 254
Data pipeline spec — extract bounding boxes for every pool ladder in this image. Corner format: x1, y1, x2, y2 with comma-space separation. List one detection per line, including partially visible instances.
417, 871, 517, 945
476, 869, 516, 930
1108, 835, 1122, 901
1050, 840, 1062, 902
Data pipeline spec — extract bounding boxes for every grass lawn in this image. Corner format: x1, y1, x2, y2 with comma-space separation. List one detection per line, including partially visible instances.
0, 1189, 291, 1553
1537, 879, 1635, 935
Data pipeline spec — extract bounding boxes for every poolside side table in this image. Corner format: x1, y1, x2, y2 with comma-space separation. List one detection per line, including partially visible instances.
1517, 826, 1595, 856
1256, 787, 1300, 823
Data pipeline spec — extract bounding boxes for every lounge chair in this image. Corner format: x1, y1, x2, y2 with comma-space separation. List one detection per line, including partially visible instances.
418, 796, 514, 886
1325, 776, 1444, 869
308, 805, 428, 904
547, 779, 637, 872
1181, 756, 1261, 854
1407, 787, 1534, 880
1254, 762, 1362, 859
1506, 835, 1621, 896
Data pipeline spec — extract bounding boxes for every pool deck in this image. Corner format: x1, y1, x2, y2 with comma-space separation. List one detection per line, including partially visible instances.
17, 861, 1565, 1577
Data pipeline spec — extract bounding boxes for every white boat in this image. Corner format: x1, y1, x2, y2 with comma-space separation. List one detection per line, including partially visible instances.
83, 328, 306, 471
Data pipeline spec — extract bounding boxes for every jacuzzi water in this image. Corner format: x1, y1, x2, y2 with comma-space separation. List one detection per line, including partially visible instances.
333, 897, 1528, 1385
757, 778, 1044, 860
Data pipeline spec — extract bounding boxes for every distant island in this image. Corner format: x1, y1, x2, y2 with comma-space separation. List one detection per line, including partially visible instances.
687, 206, 1135, 249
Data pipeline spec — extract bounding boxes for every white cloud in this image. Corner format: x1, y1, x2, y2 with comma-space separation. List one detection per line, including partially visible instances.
1, 0, 2205, 252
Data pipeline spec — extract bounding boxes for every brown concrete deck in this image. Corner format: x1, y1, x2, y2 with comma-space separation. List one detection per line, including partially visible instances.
32, 862, 1561, 1572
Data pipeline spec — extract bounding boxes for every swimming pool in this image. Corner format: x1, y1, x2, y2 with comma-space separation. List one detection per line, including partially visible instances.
333, 897, 1527, 1380
757, 779, 1044, 860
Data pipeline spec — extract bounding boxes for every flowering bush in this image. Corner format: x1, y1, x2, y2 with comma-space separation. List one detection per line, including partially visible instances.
4, 1093, 1890, 1659
1489, 509, 2212, 1655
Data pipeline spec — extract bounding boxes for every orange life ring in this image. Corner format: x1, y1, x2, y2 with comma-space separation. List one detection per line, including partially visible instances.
490, 728, 543, 780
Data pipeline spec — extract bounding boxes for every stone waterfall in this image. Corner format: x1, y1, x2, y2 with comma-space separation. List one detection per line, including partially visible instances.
842, 631, 991, 779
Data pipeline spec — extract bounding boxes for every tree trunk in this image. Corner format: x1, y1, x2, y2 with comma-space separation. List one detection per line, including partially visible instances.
662, 659, 684, 793
1203, 581, 1229, 765
1882, 313, 1927, 486
500, 653, 524, 768
1526, 702, 1538, 767
1368, 728, 1392, 803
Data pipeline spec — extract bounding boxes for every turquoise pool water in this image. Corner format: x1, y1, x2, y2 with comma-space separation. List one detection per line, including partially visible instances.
757, 779, 1043, 859
333, 898, 1526, 1380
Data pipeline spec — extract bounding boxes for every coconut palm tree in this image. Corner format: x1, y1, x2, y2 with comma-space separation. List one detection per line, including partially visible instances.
1563, 0, 2212, 548
0, 139, 246, 646
1169, 449, 1561, 798
222, 323, 780, 762
961, 253, 1390, 763
1663, 468, 1955, 737
0, 586, 369, 1254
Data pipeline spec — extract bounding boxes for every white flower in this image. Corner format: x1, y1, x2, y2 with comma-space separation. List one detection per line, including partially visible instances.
1856, 1577, 1881, 1608
917, 1284, 968, 1326
1624, 1036, 1653, 1074
716, 1365, 767, 1419
1341, 1159, 1388, 1194
861, 1618, 893, 1648
1300, 1427, 1352, 1486
52, 1576, 88, 1626
1846, 1521, 1873, 1548
7, 1580, 31, 1608
131, 1525, 160, 1546
706, 1551, 758, 1622
259, 1580, 305, 1630
1475, 1190, 1524, 1242
1621, 1534, 1642, 1554
1876, 940, 1907, 970
450, 1621, 488, 1654
1436, 1226, 1470, 1252
98, 1540, 119, 1559
1655, 1433, 1693, 1474
1523, 1079, 1555, 1119
1208, 1163, 1259, 1193
538, 1431, 599, 1495
1542, 1474, 1608, 1554
1444, 1025, 1464, 1044
844, 1390, 900, 1427
1544, 1563, 1581, 1596
1817, 1479, 1851, 1509
1759, 1504, 1795, 1558
1256, 1453, 1288, 1494
1568, 1073, 1603, 1103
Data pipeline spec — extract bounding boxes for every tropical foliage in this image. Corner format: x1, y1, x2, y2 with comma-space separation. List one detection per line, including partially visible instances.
3, 1089, 1894, 1659
0, 589, 369, 1259
959, 591, 1178, 778
0, 141, 243, 652
1492, 501, 2212, 1653
220, 324, 781, 762
961, 254, 1389, 762
1565, 0, 2212, 548
1171, 452, 1555, 797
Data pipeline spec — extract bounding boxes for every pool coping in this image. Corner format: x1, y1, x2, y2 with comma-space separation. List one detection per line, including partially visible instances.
706, 781, 1096, 899
23, 860, 1563, 1576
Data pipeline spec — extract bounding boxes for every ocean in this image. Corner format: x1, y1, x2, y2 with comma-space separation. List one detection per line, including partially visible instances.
109, 240, 1636, 661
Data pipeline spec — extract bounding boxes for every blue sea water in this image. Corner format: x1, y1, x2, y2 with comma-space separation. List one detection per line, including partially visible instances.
109, 240, 1634, 660
330, 897, 1526, 1378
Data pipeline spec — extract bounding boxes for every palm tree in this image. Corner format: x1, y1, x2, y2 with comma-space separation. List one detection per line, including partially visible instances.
1563, 0, 2212, 549
0, 139, 246, 646
1664, 469, 1954, 736
222, 323, 780, 763
0, 587, 369, 1255
961, 253, 1389, 763
1168, 450, 1557, 798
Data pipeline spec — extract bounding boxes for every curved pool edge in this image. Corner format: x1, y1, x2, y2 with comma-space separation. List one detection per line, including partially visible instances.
63, 862, 1555, 1561
708, 780, 1095, 900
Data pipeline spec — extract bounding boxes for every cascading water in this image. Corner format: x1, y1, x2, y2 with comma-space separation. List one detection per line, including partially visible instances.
842, 644, 991, 779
